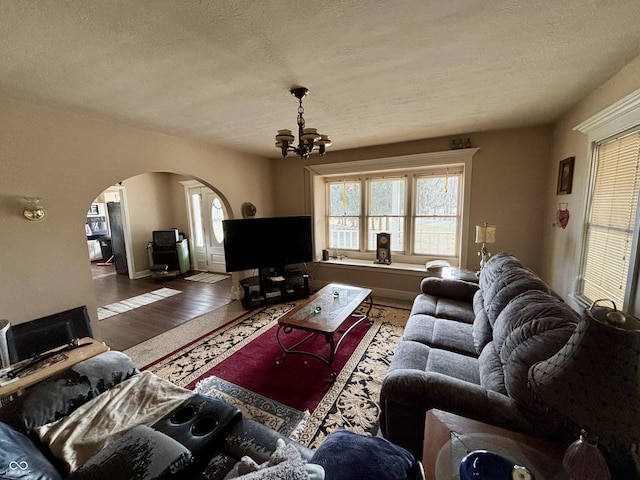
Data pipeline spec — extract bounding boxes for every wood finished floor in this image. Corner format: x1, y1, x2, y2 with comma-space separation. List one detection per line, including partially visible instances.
91, 263, 233, 352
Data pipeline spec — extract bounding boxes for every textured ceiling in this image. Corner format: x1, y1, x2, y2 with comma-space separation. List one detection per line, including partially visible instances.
1, 1, 640, 158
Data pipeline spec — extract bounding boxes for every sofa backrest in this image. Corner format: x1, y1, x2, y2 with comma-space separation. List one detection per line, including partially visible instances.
478, 252, 523, 293
494, 290, 579, 425
482, 267, 553, 326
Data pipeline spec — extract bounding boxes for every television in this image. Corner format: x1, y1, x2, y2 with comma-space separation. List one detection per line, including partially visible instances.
153, 229, 179, 247
223, 216, 313, 272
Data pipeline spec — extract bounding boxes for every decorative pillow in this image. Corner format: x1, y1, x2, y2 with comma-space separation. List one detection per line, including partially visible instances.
35, 371, 194, 473
22, 351, 139, 431
0, 421, 62, 480
67, 425, 192, 480
310, 429, 423, 480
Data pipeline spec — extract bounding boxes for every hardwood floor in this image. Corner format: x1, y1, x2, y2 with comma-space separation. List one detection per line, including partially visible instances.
91, 263, 233, 352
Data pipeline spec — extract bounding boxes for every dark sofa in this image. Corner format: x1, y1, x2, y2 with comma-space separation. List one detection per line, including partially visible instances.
380, 253, 580, 459
1, 350, 427, 480
0, 351, 314, 480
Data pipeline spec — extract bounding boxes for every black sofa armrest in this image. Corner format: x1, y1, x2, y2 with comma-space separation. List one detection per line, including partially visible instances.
420, 277, 479, 303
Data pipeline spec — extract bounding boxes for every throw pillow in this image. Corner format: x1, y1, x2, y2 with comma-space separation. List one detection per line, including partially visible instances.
0, 421, 62, 480
310, 429, 423, 480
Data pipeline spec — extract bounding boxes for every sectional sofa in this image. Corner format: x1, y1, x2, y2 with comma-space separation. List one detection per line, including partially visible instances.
379, 253, 580, 459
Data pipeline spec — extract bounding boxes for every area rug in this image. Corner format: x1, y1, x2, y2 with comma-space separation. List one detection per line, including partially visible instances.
97, 287, 182, 320
184, 272, 229, 284
194, 376, 308, 440
144, 301, 407, 449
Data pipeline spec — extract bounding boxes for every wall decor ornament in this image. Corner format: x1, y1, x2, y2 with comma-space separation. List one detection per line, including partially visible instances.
557, 203, 570, 229
556, 156, 575, 195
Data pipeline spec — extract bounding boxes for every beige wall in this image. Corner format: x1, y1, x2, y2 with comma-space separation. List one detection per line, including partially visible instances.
120, 172, 194, 275
272, 125, 552, 295
541, 54, 640, 305
0, 92, 274, 331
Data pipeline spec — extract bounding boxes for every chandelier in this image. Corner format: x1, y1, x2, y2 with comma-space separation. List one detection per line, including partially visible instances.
275, 87, 331, 159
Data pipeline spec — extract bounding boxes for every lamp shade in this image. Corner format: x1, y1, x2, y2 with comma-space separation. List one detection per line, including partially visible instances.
529, 304, 640, 445
475, 224, 496, 244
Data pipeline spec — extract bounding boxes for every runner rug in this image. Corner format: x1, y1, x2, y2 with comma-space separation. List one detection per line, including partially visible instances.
184, 272, 230, 284
97, 287, 182, 320
143, 301, 407, 449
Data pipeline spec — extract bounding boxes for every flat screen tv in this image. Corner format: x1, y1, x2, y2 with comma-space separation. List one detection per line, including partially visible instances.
223, 215, 313, 272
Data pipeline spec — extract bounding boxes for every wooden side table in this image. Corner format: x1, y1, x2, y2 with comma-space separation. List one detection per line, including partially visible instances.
422, 409, 567, 479
0, 337, 109, 398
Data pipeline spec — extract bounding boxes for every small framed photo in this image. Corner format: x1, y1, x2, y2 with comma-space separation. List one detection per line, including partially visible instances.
557, 157, 575, 195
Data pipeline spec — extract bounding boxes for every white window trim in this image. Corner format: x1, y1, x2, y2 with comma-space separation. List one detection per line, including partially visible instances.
305, 148, 479, 268
573, 88, 640, 314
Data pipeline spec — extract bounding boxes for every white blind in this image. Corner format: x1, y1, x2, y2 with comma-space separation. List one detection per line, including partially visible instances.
581, 130, 640, 307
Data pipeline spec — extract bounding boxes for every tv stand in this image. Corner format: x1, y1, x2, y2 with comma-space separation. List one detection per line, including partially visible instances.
239, 268, 309, 309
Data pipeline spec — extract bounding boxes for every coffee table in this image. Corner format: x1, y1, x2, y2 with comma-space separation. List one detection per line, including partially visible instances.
275, 283, 373, 382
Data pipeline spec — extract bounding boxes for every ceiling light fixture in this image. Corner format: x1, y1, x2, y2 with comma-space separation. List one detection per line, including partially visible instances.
275, 87, 331, 159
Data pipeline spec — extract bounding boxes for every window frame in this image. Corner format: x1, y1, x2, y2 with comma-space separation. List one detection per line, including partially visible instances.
574, 88, 640, 315
307, 149, 479, 267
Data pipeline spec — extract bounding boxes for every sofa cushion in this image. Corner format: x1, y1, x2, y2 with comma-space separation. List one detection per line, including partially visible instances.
477, 342, 506, 395
483, 268, 551, 326
478, 252, 523, 293
493, 290, 576, 355
420, 277, 479, 304
36, 371, 194, 473
411, 292, 475, 324
22, 351, 139, 431
67, 425, 192, 480
403, 314, 476, 356
472, 290, 492, 355
501, 316, 577, 412
0, 421, 62, 480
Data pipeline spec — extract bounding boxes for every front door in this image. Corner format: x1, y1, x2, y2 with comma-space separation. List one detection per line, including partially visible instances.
186, 184, 228, 273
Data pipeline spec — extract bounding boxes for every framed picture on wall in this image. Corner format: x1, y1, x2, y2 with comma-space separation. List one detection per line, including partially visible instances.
557, 157, 575, 195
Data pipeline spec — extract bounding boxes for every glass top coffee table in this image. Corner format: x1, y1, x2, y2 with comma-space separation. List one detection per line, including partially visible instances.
275, 283, 373, 382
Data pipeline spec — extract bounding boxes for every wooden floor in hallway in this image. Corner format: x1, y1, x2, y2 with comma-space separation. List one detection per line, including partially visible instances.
92, 263, 233, 352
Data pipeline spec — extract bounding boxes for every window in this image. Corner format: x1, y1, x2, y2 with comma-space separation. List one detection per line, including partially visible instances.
326, 167, 462, 260
328, 181, 360, 250
211, 197, 224, 243
307, 149, 478, 267
414, 174, 459, 256
578, 129, 640, 308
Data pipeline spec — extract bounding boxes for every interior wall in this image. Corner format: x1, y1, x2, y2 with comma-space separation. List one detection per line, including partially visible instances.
541, 54, 640, 305
273, 125, 553, 294
0, 92, 274, 330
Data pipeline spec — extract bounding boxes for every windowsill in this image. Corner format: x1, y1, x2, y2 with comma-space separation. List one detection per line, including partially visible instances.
315, 257, 428, 276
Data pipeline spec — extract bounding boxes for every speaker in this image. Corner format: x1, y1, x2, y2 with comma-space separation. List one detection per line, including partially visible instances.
375, 233, 391, 264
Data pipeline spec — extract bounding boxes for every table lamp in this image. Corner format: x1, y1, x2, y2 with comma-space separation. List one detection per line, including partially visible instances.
475, 223, 496, 269
529, 300, 640, 480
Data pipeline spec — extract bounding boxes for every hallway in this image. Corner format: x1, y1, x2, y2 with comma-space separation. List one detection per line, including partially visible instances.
91, 263, 234, 351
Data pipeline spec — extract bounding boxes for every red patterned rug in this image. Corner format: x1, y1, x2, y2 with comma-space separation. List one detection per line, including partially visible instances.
143, 300, 407, 449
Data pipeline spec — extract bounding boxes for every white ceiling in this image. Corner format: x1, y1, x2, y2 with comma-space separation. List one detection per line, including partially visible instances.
1, 1, 640, 159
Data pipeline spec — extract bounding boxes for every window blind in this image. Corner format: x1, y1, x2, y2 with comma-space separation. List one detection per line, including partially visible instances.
581, 130, 640, 307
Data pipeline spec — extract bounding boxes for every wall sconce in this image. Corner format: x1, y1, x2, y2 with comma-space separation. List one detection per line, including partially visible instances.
475, 222, 496, 269
23, 197, 45, 221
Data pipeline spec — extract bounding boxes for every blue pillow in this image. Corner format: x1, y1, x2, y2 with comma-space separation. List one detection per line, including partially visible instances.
0, 421, 62, 480
310, 429, 423, 480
